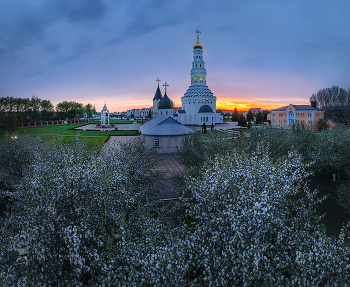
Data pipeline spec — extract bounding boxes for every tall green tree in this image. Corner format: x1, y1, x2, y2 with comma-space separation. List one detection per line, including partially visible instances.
84, 104, 93, 120
40, 100, 54, 121
246, 109, 254, 122
237, 114, 247, 127
255, 111, 264, 124
56, 101, 83, 120
231, 107, 239, 121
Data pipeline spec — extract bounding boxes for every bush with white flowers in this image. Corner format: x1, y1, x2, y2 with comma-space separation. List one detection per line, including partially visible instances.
175, 145, 350, 286
0, 138, 175, 285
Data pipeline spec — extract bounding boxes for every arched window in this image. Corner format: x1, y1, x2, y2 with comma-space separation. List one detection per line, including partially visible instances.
200, 75, 203, 81
194, 76, 198, 81
154, 138, 160, 147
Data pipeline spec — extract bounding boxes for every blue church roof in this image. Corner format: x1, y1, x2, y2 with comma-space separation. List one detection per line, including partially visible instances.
158, 92, 173, 109
142, 116, 194, 136
153, 86, 162, 101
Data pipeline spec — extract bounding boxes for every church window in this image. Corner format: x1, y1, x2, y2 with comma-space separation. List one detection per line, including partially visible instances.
166, 111, 168, 115
194, 76, 198, 81
206, 117, 208, 121
200, 75, 203, 81
196, 64, 197, 67
154, 138, 160, 147
200, 64, 201, 67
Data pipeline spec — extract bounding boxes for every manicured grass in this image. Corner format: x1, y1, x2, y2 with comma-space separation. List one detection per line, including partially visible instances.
0, 124, 139, 149
309, 174, 350, 237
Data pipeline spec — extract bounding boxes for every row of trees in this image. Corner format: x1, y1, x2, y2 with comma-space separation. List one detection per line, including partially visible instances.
178, 124, 350, 181
230, 108, 269, 127
56, 101, 96, 120
310, 85, 350, 124
0, 96, 54, 123
0, 97, 96, 127
1, 133, 350, 285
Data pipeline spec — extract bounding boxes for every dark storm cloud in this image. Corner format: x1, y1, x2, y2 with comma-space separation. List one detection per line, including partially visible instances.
0, 0, 108, 58
107, 1, 197, 45
51, 0, 107, 23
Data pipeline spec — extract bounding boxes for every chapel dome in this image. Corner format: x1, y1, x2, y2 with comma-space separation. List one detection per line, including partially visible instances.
199, 105, 213, 113
193, 39, 203, 49
158, 93, 173, 109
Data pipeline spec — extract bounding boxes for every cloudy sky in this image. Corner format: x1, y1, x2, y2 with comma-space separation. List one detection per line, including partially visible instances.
1, 0, 350, 112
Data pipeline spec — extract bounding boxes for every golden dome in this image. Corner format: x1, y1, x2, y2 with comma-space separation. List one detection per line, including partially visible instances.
193, 38, 203, 49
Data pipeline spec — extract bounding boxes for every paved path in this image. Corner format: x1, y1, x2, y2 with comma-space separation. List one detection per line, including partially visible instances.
103, 135, 140, 149
154, 156, 185, 179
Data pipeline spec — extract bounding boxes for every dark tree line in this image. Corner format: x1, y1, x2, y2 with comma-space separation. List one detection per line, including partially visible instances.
310, 86, 350, 124
0, 97, 96, 127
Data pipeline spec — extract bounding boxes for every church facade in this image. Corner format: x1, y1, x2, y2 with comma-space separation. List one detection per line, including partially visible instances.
151, 33, 223, 126
176, 33, 223, 126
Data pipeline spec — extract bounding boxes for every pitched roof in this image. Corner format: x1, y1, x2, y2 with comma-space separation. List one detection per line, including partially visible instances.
153, 86, 162, 101
141, 116, 194, 136
272, 105, 323, 112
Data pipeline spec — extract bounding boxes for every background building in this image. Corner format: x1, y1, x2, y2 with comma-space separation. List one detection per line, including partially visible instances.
267, 103, 324, 128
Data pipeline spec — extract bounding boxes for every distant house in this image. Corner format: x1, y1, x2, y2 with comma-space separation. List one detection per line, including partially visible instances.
267, 104, 324, 128
126, 108, 151, 118
250, 108, 263, 113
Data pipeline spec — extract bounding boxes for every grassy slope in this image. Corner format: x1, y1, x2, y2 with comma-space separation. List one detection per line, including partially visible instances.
0, 124, 139, 149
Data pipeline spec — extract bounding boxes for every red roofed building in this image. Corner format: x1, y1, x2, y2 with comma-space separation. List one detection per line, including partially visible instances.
267, 104, 324, 128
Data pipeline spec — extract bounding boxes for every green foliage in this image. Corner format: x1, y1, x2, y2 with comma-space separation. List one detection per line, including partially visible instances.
246, 109, 254, 122
312, 125, 350, 176
0, 96, 55, 125
235, 124, 317, 162
177, 131, 236, 177
255, 111, 264, 124
310, 85, 350, 124
0, 132, 41, 186
237, 113, 247, 127
231, 107, 239, 121
336, 170, 350, 212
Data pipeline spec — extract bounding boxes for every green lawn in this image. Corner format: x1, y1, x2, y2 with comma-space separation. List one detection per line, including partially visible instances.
0, 124, 139, 149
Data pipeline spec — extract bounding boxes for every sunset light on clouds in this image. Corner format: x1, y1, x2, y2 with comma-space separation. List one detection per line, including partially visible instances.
1, 0, 349, 112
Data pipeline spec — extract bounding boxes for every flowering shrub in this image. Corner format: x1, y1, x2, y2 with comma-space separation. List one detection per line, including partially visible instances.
0, 132, 41, 186
311, 126, 350, 179
175, 146, 350, 286
0, 138, 174, 285
1, 137, 350, 285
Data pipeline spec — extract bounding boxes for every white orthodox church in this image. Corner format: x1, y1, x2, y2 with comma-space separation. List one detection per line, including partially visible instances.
152, 32, 223, 126
141, 32, 222, 154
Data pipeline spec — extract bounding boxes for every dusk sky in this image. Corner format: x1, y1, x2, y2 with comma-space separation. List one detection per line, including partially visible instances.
1, 0, 350, 112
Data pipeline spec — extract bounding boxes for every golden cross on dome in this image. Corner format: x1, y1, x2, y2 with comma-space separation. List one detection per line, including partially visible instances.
156, 78, 161, 86
163, 82, 169, 93
195, 29, 201, 39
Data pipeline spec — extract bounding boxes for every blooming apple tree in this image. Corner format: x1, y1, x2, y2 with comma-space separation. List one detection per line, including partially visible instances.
175, 146, 350, 286
0, 138, 175, 285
